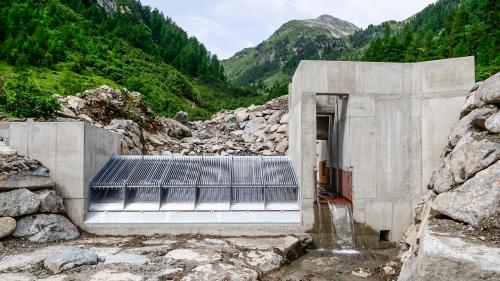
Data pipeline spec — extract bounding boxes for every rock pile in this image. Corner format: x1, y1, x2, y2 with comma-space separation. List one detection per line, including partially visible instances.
0, 142, 79, 242
398, 73, 500, 281
56, 85, 289, 156
0, 235, 306, 281
166, 95, 289, 156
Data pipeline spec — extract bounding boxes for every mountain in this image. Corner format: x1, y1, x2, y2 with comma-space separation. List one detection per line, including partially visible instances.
0, 0, 265, 119
225, 0, 499, 97
223, 15, 358, 94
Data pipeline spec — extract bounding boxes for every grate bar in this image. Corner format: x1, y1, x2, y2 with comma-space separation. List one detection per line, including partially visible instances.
88, 155, 299, 212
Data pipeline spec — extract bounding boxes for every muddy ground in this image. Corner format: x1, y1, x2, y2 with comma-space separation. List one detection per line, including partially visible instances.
265, 248, 400, 281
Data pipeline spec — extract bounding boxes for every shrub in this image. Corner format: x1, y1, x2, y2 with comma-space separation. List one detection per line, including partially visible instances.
1, 79, 60, 118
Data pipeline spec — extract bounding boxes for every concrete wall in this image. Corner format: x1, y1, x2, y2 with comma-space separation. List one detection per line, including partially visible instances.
289, 57, 475, 243
0, 122, 121, 226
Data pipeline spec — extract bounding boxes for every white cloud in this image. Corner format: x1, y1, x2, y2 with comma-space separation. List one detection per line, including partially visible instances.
140, 0, 437, 59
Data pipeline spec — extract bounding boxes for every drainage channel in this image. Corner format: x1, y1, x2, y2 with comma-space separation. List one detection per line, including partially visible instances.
89, 155, 300, 212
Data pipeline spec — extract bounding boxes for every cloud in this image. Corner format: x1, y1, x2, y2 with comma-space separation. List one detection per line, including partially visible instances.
140, 0, 437, 59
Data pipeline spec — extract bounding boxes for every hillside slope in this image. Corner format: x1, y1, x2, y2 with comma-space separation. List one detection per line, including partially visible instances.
223, 15, 358, 95
226, 0, 499, 96
0, 0, 265, 119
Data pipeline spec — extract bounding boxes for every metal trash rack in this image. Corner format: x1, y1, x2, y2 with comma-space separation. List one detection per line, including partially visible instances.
88, 155, 299, 211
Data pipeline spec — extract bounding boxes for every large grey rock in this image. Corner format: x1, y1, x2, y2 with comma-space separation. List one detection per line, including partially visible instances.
477, 72, 500, 105
428, 155, 455, 193
0, 172, 54, 191
398, 221, 500, 281
239, 250, 283, 273
0, 188, 40, 217
244, 117, 267, 135
104, 253, 150, 266
0, 217, 16, 238
174, 111, 188, 124
449, 132, 500, 184
13, 214, 79, 242
181, 263, 258, 281
448, 106, 498, 147
235, 110, 250, 123
164, 248, 222, 263
44, 248, 98, 273
0, 246, 70, 272
431, 161, 500, 225
66, 96, 86, 112
36, 189, 65, 213
461, 91, 485, 117
227, 236, 300, 256
485, 111, 500, 133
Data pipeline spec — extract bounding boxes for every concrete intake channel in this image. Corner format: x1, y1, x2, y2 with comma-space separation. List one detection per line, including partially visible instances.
88, 155, 301, 222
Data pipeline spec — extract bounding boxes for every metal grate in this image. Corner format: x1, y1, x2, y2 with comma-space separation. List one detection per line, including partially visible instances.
88, 155, 299, 211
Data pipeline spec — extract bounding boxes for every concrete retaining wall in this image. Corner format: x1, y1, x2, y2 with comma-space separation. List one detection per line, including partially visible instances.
289, 57, 475, 243
0, 122, 121, 226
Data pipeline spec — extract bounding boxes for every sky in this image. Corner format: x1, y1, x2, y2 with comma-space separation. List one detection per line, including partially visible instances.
140, 0, 437, 60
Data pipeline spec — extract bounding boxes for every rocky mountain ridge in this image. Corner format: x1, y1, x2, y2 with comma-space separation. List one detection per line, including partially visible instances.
223, 15, 356, 89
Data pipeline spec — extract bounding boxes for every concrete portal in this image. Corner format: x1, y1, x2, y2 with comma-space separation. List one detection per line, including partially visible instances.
289, 57, 475, 244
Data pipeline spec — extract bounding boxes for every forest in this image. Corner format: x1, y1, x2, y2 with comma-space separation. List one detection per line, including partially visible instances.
360, 0, 499, 80
0, 0, 264, 119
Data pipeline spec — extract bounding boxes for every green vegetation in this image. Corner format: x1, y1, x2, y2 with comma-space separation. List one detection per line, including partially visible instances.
0, 0, 264, 119
224, 15, 358, 93
360, 0, 499, 80
225, 0, 499, 96
0, 78, 60, 118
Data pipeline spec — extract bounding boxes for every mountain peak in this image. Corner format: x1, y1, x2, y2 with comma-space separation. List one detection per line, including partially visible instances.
303, 14, 359, 38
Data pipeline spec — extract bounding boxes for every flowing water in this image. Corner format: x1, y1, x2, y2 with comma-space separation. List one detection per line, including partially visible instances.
312, 187, 355, 250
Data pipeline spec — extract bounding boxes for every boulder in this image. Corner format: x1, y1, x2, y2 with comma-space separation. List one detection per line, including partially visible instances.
398, 221, 500, 281
104, 253, 150, 266
44, 248, 98, 273
164, 248, 222, 263
66, 96, 86, 112
0, 246, 70, 272
461, 91, 485, 117
174, 111, 189, 124
0, 217, 16, 238
13, 214, 79, 242
240, 250, 283, 273
275, 138, 288, 154
226, 236, 300, 257
267, 110, 284, 124
181, 263, 258, 281
279, 113, 289, 124
427, 155, 455, 193
236, 110, 250, 123
244, 117, 267, 135
36, 189, 65, 213
477, 72, 500, 105
485, 111, 500, 133
0, 188, 40, 217
449, 132, 500, 184
448, 105, 498, 147
431, 161, 499, 225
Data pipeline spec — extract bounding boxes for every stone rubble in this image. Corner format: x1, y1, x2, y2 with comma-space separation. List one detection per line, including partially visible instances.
0, 142, 80, 243
0, 235, 307, 281
398, 73, 500, 281
55, 85, 289, 156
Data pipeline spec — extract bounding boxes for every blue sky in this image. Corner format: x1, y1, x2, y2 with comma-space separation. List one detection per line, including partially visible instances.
140, 0, 437, 59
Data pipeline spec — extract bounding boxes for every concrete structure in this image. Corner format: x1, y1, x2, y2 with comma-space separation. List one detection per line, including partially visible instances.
0, 122, 121, 227
0, 57, 474, 241
289, 57, 475, 244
